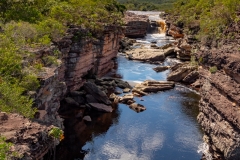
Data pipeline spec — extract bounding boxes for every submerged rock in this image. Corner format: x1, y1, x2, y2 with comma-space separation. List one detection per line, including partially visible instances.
129, 103, 146, 113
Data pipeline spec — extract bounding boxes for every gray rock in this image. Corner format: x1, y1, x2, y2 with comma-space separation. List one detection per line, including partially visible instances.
72, 96, 85, 104
86, 94, 98, 103
88, 103, 113, 112
70, 91, 85, 96
75, 112, 83, 118
83, 116, 92, 122
65, 97, 79, 106
115, 79, 132, 89
83, 82, 111, 105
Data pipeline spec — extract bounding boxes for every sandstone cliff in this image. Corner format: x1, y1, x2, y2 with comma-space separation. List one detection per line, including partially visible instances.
166, 13, 240, 159
0, 26, 123, 159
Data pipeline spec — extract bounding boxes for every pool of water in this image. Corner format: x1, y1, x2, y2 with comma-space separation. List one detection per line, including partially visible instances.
80, 56, 203, 160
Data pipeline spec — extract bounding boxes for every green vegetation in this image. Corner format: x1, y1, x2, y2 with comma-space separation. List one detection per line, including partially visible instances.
49, 127, 64, 141
0, 136, 12, 160
0, 136, 21, 159
209, 66, 218, 74
117, 0, 177, 11
0, 0, 124, 118
170, 0, 240, 42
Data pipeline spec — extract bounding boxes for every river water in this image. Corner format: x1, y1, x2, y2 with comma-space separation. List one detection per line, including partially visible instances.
55, 12, 204, 160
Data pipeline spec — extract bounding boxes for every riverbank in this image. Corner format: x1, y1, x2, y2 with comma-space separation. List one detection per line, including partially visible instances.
165, 10, 240, 159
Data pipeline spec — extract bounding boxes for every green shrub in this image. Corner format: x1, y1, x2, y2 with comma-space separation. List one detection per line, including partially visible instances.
20, 74, 40, 91
48, 127, 64, 141
0, 80, 36, 118
209, 66, 217, 74
42, 56, 59, 67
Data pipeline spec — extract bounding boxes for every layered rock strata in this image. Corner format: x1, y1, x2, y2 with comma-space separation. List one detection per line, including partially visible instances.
124, 11, 149, 38
2, 26, 123, 159
165, 13, 240, 159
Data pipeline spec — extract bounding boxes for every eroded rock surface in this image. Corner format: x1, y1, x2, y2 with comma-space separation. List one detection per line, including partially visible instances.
124, 12, 149, 38
132, 80, 175, 96
0, 112, 54, 159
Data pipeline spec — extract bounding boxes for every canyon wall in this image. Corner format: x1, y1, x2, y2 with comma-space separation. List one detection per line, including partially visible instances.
196, 32, 240, 159
35, 26, 123, 128
124, 12, 149, 38
166, 17, 240, 159
0, 26, 123, 159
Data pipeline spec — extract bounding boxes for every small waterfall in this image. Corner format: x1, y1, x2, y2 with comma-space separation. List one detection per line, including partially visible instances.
157, 20, 167, 34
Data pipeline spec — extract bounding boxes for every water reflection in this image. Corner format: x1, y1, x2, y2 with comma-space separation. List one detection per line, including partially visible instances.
77, 55, 203, 160
54, 107, 120, 160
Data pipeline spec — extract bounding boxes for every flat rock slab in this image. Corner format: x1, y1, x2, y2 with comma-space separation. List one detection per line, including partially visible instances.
153, 66, 170, 72
89, 103, 113, 112
126, 48, 165, 62
133, 80, 175, 96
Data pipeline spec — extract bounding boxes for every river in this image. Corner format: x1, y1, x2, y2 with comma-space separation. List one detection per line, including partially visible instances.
54, 12, 204, 160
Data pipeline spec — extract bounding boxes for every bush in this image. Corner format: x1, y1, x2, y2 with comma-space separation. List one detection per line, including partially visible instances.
0, 80, 36, 118
209, 66, 217, 74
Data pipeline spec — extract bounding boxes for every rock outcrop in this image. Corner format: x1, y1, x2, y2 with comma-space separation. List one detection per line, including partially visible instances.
0, 112, 55, 159
167, 62, 198, 83
166, 13, 240, 159
3, 26, 124, 159
196, 43, 240, 159
132, 80, 175, 96
124, 11, 149, 38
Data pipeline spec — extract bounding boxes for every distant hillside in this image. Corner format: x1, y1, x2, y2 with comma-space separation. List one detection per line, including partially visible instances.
117, 0, 177, 11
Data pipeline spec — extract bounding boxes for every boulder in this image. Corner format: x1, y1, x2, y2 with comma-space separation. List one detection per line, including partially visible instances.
129, 103, 146, 113
83, 82, 111, 105
88, 103, 113, 112
64, 97, 79, 107
115, 79, 132, 89
119, 94, 134, 103
153, 66, 170, 72
182, 71, 199, 83
86, 94, 98, 103
167, 63, 197, 82
83, 116, 92, 122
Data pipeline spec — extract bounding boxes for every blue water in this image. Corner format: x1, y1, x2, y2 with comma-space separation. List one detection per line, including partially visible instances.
81, 56, 203, 160
55, 30, 203, 160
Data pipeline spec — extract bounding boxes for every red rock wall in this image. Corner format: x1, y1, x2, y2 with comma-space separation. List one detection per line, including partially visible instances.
124, 12, 149, 38
35, 26, 123, 127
